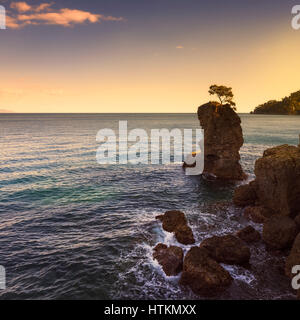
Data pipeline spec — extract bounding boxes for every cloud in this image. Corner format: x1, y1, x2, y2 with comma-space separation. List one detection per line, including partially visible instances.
7, 2, 125, 29
10, 2, 32, 12
176, 45, 184, 49
35, 3, 53, 12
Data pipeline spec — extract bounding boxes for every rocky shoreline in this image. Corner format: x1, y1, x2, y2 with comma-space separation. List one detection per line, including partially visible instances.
153, 102, 300, 299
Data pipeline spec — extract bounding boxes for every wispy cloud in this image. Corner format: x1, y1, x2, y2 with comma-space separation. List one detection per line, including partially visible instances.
176, 45, 184, 49
7, 2, 125, 29
10, 1, 32, 12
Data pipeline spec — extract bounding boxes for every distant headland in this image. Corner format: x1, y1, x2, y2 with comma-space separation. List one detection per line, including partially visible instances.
251, 90, 300, 115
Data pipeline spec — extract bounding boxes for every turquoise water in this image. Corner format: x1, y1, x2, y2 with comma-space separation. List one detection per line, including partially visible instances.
0, 113, 299, 300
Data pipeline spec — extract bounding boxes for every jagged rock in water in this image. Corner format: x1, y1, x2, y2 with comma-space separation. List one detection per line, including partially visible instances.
236, 226, 261, 243
263, 216, 298, 250
153, 243, 184, 276
199, 235, 251, 265
180, 247, 233, 296
197, 102, 246, 180
156, 211, 195, 245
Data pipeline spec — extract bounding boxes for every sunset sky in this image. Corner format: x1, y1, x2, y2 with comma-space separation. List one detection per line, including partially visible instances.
0, 0, 300, 113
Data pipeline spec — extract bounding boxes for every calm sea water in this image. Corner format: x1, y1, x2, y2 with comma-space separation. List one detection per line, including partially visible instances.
0, 113, 299, 300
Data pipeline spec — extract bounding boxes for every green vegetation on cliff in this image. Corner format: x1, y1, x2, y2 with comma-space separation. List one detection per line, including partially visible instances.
252, 90, 300, 115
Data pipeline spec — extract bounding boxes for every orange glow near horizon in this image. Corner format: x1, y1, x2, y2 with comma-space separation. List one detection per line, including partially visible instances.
1, 2, 300, 113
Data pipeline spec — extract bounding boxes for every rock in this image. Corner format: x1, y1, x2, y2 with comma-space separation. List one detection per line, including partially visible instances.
236, 226, 261, 243
153, 243, 184, 276
156, 210, 195, 245
294, 214, 300, 229
285, 233, 300, 279
253, 145, 300, 217
174, 224, 195, 245
157, 210, 187, 233
263, 216, 298, 250
233, 182, 257, 207
244, 206, 273, 224
197, 102, 246, 180
180, 247, 233, 296
200, 235, 251, 265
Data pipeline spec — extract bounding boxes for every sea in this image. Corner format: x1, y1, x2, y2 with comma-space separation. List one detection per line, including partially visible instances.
0, 113, 299, 300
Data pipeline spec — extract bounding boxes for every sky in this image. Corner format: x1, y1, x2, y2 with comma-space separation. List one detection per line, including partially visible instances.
0, 0, 300, 113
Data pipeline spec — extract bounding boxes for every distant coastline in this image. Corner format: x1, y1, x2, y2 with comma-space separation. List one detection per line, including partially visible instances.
251, 90, 300, 115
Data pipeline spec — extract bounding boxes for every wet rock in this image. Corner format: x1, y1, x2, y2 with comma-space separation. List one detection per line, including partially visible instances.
200, 235, 251, 265
156, 211, 195, 245
197, 102, 246, 180
263, 216, 298, 250
236, 226, 261, 243
180, 247, 233, 296
156, 210, 187, 233
244, 206, 273, 224
153, 243, 184, 276
285, 233, 300, 279
233, 182, 257, 207
174, 224, 195, 245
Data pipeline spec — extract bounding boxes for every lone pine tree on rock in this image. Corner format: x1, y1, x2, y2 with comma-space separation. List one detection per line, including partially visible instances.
208, 85, 237, 111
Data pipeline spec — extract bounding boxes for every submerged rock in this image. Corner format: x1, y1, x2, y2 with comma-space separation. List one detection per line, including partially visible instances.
180, 247, 233, 296
236, 226, 261, 243
153, 243, 184, 276
156, 211, 195, 245
200, 235, 251, 265
263, 216, 298, 250
197, 102, 246, 180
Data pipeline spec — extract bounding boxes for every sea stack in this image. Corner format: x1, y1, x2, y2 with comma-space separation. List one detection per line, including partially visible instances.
197, 102, 246, 180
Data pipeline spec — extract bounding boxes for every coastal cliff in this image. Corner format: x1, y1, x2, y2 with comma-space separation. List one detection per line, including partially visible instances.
234, 144, 300, 217
197, 102, 246, 180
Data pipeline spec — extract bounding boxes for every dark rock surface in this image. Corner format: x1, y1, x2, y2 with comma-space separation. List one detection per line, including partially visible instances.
199, 235, 251, 265
234, 145, 300, 218
180, 247, 233, 296
233, 182, 257, 207
236, 226, 261, 243
263, 216, 298, 250
244, 206, 273, 224
153, 243, 184, 276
